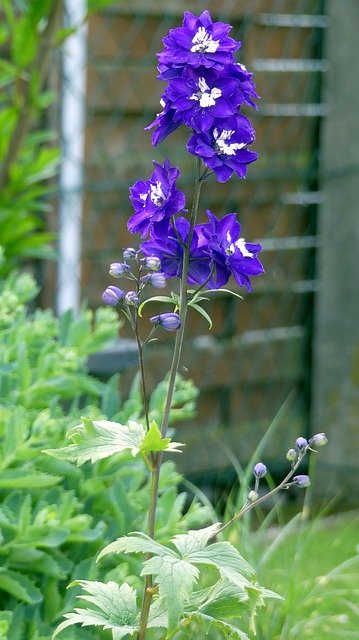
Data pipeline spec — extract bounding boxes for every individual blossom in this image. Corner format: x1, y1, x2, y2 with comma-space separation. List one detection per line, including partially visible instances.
199, 210, 264, 291
102, 286, 125, 307
140, 216, 212, 286
149, 312, 181, 331
253, 462, 267, 478
226, 62, 259, 109
128, 159, 186, 237
157, 10, 240, 76
187, 114, 257, 182
163, 67, 246, 133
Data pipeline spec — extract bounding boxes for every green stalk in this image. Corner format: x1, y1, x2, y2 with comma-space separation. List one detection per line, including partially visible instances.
137, 158, 203, 640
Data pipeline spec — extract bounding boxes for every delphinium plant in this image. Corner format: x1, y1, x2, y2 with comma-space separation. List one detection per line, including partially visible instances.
49, 11, 328, 640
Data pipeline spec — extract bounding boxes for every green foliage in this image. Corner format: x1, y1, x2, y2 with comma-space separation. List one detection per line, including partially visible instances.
56, 524, 277, 638
0, 271, 210, 638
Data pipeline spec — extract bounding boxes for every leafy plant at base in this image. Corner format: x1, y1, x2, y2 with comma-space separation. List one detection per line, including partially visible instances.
0, 270, 209, 638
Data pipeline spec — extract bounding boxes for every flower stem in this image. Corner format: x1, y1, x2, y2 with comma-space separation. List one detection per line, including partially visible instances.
137, 158, 203, 640
211, 452, 308, 539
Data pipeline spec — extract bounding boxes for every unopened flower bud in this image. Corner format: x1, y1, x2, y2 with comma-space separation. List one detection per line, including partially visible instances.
248, 490, 258, 502
295, 437, 308, 452
309, 432, 328, 447
125, 291, 139, 306
109, 262, 131, 277
286, 448, 297, 462
150, 312, 181, 331
143, 256, 161, 271
123, 247, 137, 260
253, 462, 267, 478
147, 272, 167, 289
102, 286, 125, 307
293, 474, 310, 488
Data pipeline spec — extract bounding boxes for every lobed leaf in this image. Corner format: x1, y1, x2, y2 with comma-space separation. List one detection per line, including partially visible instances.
44, 418, 146, 465
140, 421, 184, 454
53, 580, 138, 639
98, 531, 173, 562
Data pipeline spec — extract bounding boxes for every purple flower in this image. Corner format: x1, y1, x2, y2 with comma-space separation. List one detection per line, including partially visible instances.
293, 475, 311, 488
226, 62, 259, 109
199, 211, 264, 291
140, 217, 212, 286
157, 11, 240, 76
187, 115, 257, 182
145, 99, 182, 146
164, 67, 244, 133
150, 312, 181, 331
253, 462, 267, 478
295, 437, 308, 452
142, 256, 161, 271
128, 159, 186, 237
102, 286, 125, 307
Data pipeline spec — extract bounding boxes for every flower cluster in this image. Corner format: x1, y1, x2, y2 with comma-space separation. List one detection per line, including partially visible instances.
146, 10, 259, 182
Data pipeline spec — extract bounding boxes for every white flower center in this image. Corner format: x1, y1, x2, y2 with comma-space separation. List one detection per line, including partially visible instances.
213, 128, 247, 156
150, 181, 166, 206
190, 27, 220, 53
225, 231, 253, 257
190, 76, 222, 108
235, 237, 254, 258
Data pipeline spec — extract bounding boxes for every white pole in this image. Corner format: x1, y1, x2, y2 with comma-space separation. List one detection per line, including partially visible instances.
57, 0, 88, 315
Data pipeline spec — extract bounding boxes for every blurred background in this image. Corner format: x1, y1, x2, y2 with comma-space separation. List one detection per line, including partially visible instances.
3, 0, 359, 501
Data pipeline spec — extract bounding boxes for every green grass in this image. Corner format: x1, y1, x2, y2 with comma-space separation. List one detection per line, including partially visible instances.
250, 511, 359, 639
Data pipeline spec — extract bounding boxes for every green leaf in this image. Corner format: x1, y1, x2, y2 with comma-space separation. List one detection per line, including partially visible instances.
190, 578, 249, 618
171, 523, 221, 555
142, 555, 199, 632
53, 580, 138, 639
0, 469, 62, 489
188, 541, 255, 583
189, 303, 213, 329
138, 296, 176, 317
98, 531, 173, 562
186, 612, 250, 640
44, 418, 146, 465
11, 15, 38, 68
140, 421, 184, 454
0, 569, 42, 604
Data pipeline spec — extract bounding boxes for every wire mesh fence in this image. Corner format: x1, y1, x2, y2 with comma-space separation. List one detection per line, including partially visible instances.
46, 0, 328, 474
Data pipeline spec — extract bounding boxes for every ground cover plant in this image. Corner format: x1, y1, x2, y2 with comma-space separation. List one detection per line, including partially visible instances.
0, 264, 211, 638
43, 10, 332, 640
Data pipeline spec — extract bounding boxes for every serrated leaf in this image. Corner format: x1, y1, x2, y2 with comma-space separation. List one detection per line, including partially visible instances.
147, 598, 168, 629
189, 303, 213, 328
140, 421, 184, 454
53, 580, 138, 639
44, 418, 146, 465
189, 542, 255, 583
98, 531, 174, 562
171, 523, 221, 555
142, 555, 199, 632
0, 569, 42, 604
187, 612, 250, 640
